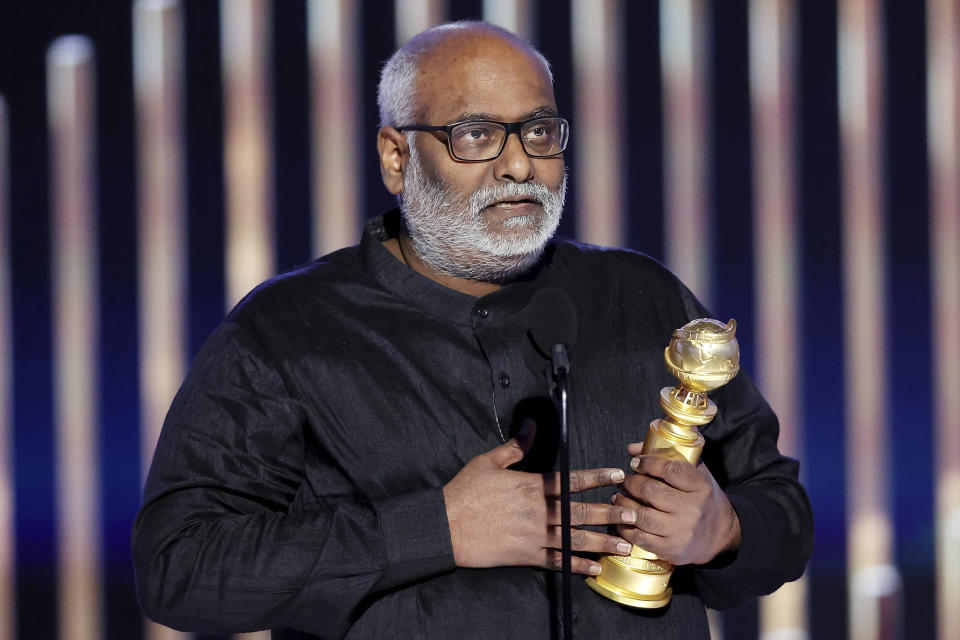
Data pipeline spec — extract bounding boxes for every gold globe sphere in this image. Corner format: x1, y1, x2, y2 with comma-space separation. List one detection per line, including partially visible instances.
663, 318, 740, 392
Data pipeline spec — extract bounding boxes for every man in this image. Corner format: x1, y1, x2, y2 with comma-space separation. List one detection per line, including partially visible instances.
132, 21, 812, 639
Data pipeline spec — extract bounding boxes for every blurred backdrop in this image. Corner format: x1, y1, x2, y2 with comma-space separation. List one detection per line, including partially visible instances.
0, 0, 956, 639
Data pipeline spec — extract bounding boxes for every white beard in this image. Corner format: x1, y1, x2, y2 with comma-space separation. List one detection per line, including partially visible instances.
399, 143, 566, 283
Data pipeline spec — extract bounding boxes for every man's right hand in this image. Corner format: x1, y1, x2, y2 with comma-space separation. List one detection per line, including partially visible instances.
442, 424, 638, 576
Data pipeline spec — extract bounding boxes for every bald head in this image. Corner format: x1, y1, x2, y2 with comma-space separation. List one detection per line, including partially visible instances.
377, 21, 554, 128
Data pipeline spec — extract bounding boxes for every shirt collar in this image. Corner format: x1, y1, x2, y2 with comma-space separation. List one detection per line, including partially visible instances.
360, 209, 562, 327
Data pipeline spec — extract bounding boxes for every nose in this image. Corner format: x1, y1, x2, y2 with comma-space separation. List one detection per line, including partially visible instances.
492, 132, 535, 183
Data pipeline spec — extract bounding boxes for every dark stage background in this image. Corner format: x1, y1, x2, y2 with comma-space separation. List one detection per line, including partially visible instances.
0, 1, 945, 639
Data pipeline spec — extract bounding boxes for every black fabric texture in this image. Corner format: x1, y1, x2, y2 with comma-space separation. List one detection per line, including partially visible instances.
132, 209, 813, 639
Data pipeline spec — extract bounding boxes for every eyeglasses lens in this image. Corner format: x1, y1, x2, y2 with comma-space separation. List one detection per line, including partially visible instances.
450, 122, 505, 161
449, 117, 567, 161
520, 118, 565, 156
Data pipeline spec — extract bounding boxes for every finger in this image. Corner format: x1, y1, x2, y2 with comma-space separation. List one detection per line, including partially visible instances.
548, 526, 634, 556
612, 494, 673, 537
547, 500, 638, 526
630, 505, 674, 538
611, 491, 641, 511
622, 473, 682, 512
626, 442, 645, 456
543, 468, 625, 495
481, 434, 530, 470
544, 550, 603, 577
616, 524, 667, 557
630, 455, 702, 492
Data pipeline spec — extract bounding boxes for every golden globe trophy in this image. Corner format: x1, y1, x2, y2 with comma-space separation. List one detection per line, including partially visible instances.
585, 318, 740, 608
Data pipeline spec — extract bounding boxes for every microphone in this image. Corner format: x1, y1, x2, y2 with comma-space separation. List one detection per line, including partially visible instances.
524, 287, 577, 380
523, 288, 577, 639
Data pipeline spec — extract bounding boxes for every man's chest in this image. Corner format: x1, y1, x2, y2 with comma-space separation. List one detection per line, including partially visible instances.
275, 304, 672, 506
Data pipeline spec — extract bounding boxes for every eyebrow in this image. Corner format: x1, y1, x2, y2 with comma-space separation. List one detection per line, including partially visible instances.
446, 105, 558, 124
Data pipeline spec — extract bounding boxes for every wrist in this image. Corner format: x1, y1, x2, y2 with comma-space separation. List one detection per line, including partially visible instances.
442, 483, 468, 566
722, 504, 742, 554
707, 496, 742, 565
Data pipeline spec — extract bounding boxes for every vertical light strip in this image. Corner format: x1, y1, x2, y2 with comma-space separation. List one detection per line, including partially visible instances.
659, 0, 711, 305
0, 95, 15, 640
133, 2, 191, 639
659, 4, 721, 632
748, 2, 808, 638
659, 16, 720, 635
394, 0, 446, 45
927, 1, 960, 638
47, 36, 102, 640
309, 0, 361, 256
221, 0, 275, 309
572, 0, 625, 247
838, 1, 899, 638
483, 0, 533, 41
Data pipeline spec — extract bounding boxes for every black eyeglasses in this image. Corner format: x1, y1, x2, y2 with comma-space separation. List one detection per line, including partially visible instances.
396, 116, 570, 162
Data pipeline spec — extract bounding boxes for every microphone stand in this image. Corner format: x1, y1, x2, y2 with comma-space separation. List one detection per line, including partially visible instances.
550, 344, 572, 640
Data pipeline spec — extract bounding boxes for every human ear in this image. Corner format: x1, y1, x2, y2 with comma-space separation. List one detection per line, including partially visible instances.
377, 126, 409, 195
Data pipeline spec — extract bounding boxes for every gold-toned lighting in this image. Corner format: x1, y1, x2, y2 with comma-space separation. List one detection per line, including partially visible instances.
660, 0, 711, 306
393, 0, 445, 45
221, 0, 275, 309
309, 0, 361, 256
133, 2, 190, 639
482, 0, 533, 41
927, 2, 960, 639
0, 93, 15, 640
838, 1, 899, 638
48, 35, 103, 640
572, 0, 625, 248
748, 0, 809, 636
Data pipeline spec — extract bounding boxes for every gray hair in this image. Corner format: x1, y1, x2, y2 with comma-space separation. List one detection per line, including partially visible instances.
377, 21, 554, 129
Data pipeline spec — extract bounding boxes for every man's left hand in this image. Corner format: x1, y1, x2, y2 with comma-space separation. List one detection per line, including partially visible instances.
613, 442, 741, 566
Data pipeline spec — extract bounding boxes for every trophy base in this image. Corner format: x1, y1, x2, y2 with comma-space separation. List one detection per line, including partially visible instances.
584, 551, 674, 609
585, 576, 673, 609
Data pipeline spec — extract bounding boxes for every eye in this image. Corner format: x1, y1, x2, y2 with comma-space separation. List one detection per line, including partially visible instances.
452, 122, 500, 147
523, 119, 557, 142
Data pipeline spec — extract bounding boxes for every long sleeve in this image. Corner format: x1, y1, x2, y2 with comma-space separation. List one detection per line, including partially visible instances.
131, 231, 816, 638
690, 371, 813, 609
131, 320, 456, 637
665, 276, 813, 609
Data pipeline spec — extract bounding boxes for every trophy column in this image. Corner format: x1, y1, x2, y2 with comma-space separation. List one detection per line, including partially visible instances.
585, 318, 740, 608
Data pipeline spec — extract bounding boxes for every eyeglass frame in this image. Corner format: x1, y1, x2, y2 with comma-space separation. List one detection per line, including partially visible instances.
395, 116, 570, 163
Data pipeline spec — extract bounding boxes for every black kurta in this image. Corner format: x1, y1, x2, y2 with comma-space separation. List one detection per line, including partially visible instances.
132, 210, 813, 639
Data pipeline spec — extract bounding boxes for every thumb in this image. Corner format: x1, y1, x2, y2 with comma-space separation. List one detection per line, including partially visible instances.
483, 418, 536, 469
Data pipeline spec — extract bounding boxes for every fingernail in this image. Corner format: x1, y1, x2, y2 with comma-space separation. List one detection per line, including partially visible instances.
630, 457, 640, 470
589, 564, 601, 575
616, 542, 632, 554
610, 469, 625, 482
621, 510, 637, 524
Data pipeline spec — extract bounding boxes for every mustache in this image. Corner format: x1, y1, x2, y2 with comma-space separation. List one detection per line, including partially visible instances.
469, 182, 555, 210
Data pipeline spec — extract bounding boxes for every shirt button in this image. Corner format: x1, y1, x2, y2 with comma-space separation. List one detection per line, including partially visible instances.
499, 374, 510, 388
475, 306, 489, 318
